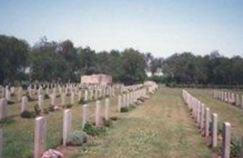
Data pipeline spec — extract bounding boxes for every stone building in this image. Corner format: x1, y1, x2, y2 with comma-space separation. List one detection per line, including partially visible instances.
81, 74, 112, 85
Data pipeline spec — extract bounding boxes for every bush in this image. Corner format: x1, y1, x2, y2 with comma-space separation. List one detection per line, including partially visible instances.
230, 136, 241, 157
43, 108, 49, 114
120, 107, 129, 113
110, 116, 118, 121
103, 118, 113, 127
79, 98, 85, 104
20, 111, 35, 118
83, 122, 106, 136
121, 105, 136, 113
7, 100, 15, 104
34, 104, 41, 116
27, 94, 35, 101
66, 130, 88, 146
63, 104, 72, 109
48, 106, 55, 112
44, 94, 49, 99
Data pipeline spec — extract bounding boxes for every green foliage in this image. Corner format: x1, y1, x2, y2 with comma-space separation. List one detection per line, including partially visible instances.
34, 104, 41, 116
20, 111, 35, 118
63, 104, 73, 109
78, 98, 85, 104
102, 118, 113, 127
0, 118, 15, 125
83, 122, 106, 136
0, 35, 29, 84
7, 100, 15, 104
163, 51, 243, 85
48, 106, 55, 112
121, 105, 136, 113
66, 130, 88, 146
230, 136, 242, 157
44, 94, 49, 99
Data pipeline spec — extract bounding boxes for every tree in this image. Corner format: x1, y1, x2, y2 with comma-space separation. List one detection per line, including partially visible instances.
0, 35, 29, 84
120, 48, 146, 85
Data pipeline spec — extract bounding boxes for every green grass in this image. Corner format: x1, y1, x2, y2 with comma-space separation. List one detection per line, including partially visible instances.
71, 87, 211, 158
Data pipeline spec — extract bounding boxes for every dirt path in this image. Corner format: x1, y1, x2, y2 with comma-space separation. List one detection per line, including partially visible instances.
71, 87, 211, 158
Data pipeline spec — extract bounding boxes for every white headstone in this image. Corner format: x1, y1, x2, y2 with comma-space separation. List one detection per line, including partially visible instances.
0, 98, 7, 120
63, 109, 72, 146
21, 96, 28, 113
34, 117, 46, 158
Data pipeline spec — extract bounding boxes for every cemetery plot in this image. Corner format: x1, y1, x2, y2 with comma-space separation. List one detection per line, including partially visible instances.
0, 83, 150, 158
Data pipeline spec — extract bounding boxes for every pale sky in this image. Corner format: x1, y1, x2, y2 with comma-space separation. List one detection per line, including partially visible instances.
0, 0, 243, 57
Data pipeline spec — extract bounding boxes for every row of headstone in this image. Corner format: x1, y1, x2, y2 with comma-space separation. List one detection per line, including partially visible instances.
213, 90, 243, 109
0, 83, 118, 120
117, 87, 147, 111
183, 89, 231, 158
33, 96, 112, 158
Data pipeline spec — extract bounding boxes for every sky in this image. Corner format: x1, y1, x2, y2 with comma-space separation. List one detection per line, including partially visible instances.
0, 0, 243, 57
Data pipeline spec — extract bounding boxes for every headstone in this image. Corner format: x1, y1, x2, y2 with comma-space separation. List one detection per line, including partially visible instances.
70, 91, 75, 105
95, 100, 102, 127
0, 128, 2, 158
241, 95, 243, 109
212, 113, 218, 148
0, 98, 7, 120
84, 90, 88, 102
222, 122, 231, 158
236, 94, 240, 106
61, 93, 66, 106
82, 104, 88, 129
63, 109, 72, 146
51, 93, 56, 106
21, 96, 28, 113
5, 88, 10, 101
105, 98, 110, 121
78, 91, 82, 102
118, 95, 121, 112
200, 104, 205, 132
38, 95, 44, 112
205, 107, 210, 137
17, 87, 23, 102
34, 117, 46, 158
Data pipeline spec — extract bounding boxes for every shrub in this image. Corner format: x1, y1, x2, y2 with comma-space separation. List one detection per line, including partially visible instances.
66, 130, 88, 146
121, 106, 136, 113
63, 104, 72, 109
83, 122, 106, 136
79, 98, 85, 104
110, 116, 118, 121
34, 104, 41, 116
27, 94, 35, 101
43, 108, 49, 114
120, 107, 129, 113
230, 136, 241, 157
44, 94, 49, 99
103, 118, 113, 127
20, 111, 35, 118
48, 106, 55, 112
7, 100, 15, 105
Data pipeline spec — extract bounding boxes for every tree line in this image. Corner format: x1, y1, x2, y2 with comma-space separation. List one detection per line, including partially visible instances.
162, 51, 243, 86
1, 34, 243, 86
0, 35, 148, 85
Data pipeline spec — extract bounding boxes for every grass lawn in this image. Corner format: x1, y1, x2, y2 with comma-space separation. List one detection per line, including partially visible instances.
71, 87, 211, 158
188, 88, 243, 137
